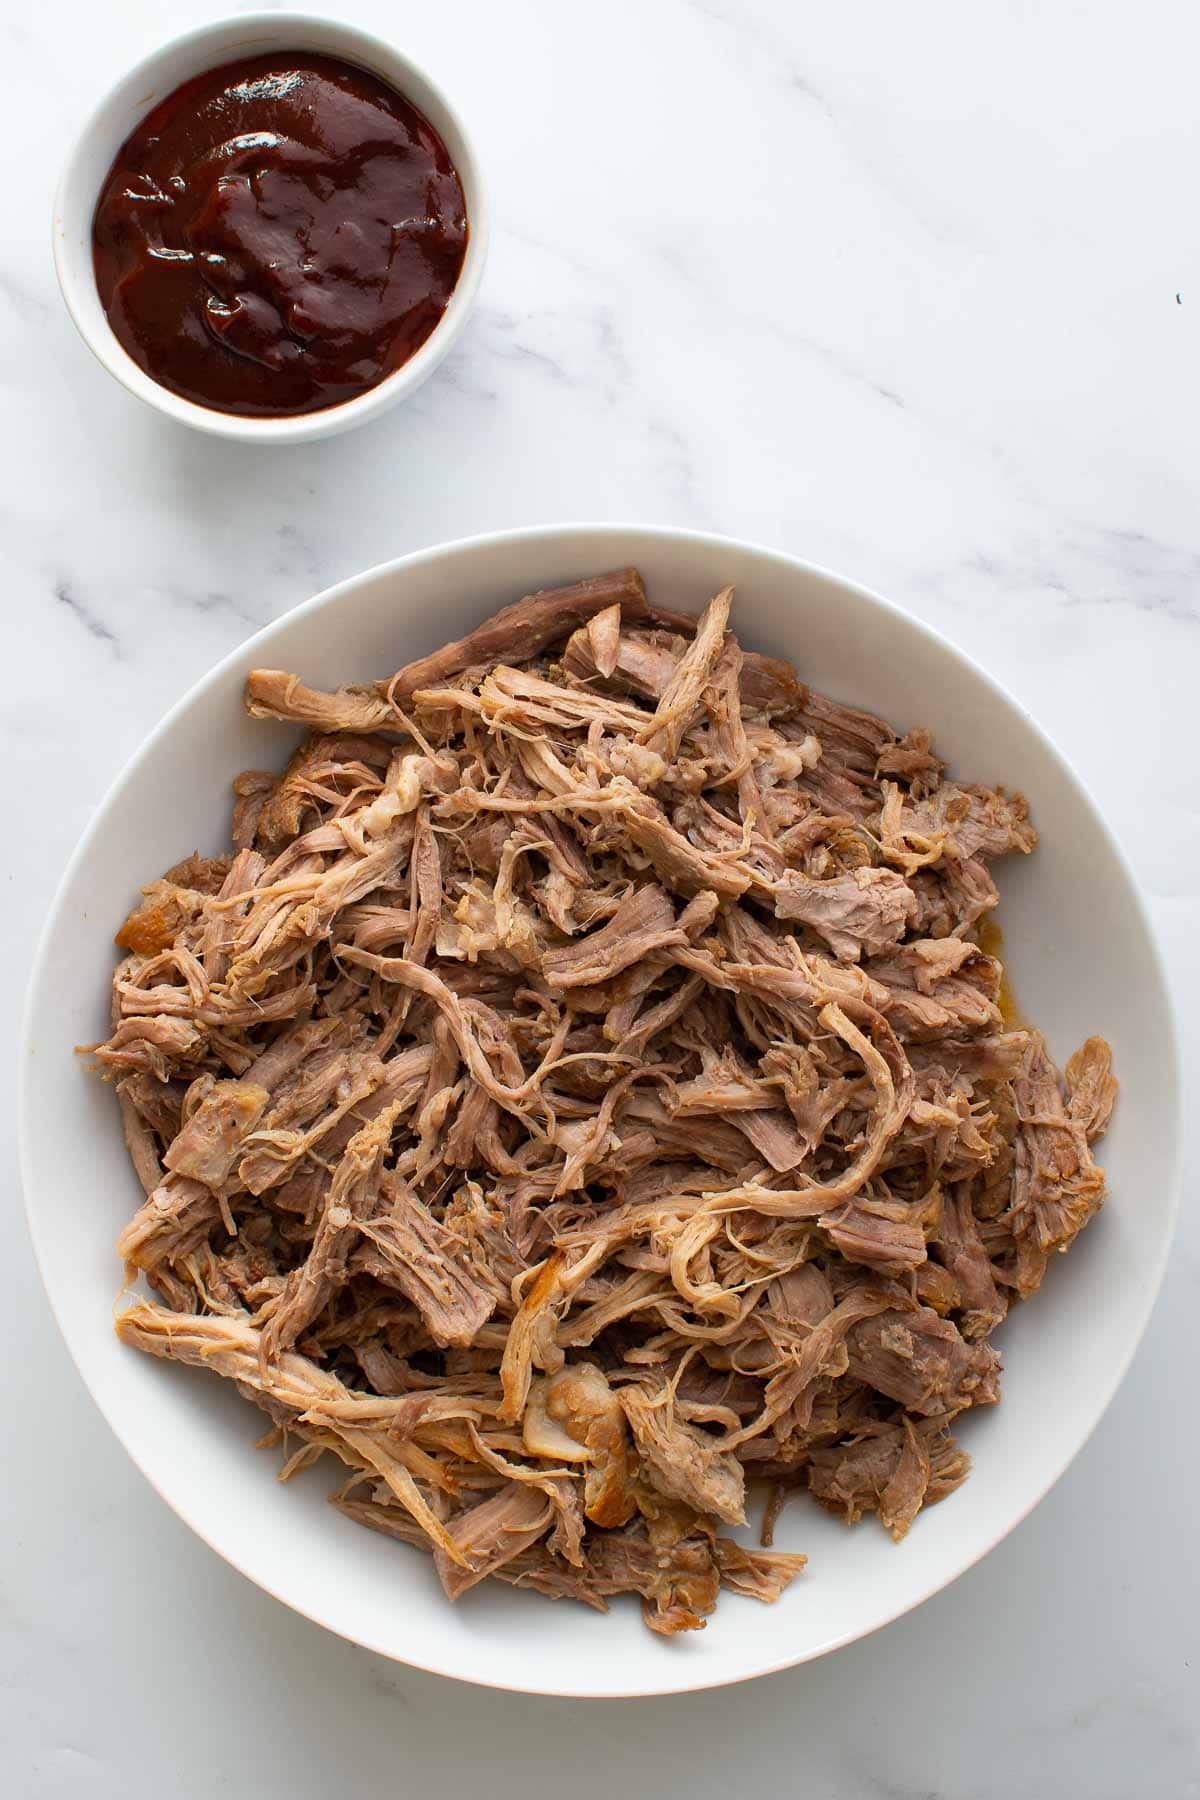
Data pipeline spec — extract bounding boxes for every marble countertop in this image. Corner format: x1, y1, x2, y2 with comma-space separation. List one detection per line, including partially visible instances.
5, 1, 1197, 1793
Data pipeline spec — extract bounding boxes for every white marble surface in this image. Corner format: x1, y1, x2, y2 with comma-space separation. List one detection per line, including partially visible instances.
5, 0, 1198, 1792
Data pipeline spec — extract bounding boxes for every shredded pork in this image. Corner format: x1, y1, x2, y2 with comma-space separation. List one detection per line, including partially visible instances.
87, 568, 1116, 1634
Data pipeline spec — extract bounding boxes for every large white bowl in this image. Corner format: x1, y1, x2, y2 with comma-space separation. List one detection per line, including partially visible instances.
20, 525, 1180, 1697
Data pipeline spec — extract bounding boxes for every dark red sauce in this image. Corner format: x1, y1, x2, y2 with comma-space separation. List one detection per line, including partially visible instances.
92, 53, 468, 417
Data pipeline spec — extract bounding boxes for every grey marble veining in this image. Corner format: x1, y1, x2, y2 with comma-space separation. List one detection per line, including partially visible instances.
4, 2, 1198, 1795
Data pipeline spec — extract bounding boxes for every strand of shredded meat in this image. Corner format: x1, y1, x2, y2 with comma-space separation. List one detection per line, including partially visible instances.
88, 566, 1116, 1635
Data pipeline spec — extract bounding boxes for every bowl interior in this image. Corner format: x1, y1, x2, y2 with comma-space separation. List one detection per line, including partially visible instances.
21, 525, 1179, 1696
53, 12, 487, 443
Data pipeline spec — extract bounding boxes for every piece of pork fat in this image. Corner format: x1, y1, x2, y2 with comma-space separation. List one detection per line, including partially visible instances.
523, 1362, 637, 1526
807, 1416, 970, 1539
384, 568, 651, 702
774, 866, 916, 962
355, 1173, 497, 1348
620, 1381, 747, 1525
845, 1306, 1001, 1415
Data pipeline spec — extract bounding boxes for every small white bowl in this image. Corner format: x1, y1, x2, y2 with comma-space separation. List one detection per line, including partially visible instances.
52, 12, 488, 444
19, 526, 1181, 1695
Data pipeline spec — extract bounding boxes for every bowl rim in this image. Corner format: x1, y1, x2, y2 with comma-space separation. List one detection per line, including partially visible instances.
50, 9, 489, 445
19, 522, 1183, 1696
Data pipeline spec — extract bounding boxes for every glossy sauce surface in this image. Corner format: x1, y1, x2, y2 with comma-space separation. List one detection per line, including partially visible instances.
92, 53, 468, 417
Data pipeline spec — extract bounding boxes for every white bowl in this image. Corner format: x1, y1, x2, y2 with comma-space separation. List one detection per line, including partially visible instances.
20, 525, 1180, 1696
52, 12, 488, 444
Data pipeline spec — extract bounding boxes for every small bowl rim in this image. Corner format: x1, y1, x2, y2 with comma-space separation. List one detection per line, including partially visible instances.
51, 9, 489, 445
17, 522, 1183, 1697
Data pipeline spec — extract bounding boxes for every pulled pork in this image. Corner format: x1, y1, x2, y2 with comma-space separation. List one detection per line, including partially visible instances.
89, 567, 1116, 1633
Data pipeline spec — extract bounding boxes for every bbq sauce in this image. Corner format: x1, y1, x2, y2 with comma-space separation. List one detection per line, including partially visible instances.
92, 53, 468, 417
